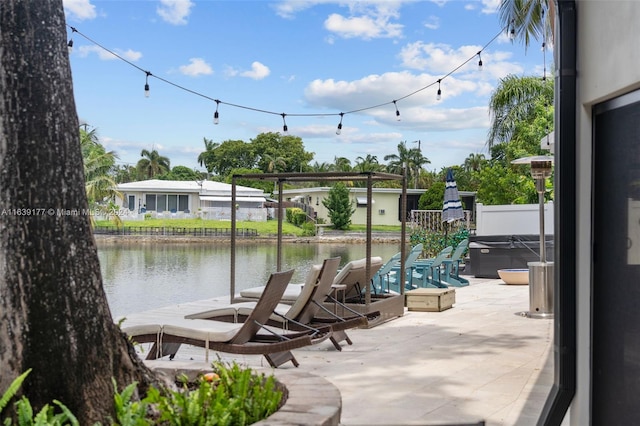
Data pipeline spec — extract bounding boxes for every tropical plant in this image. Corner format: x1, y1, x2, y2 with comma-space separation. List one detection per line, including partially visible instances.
136, 148, 171, 179
197, 137, 219, 173
499, 0, 554, 49
158, 165, 202, 181
384, 141, 430, 189
487, 75, 554, 148
322, 182, 355, 230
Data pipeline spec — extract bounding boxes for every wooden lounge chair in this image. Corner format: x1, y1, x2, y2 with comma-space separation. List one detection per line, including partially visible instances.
188, 257, 379, 351
122, 269, 332, 368
335, 256, 384, 303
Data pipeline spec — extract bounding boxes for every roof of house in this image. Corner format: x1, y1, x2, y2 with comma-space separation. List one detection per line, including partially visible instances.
117, 179, 265, 197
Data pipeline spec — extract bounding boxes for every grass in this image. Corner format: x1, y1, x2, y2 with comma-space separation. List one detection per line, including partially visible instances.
95, 218, 307, 236
94, 218, 402, 237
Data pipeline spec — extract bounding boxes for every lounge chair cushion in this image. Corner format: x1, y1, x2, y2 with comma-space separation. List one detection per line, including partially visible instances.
240, 283, 303, 302
161, 318, 246, 343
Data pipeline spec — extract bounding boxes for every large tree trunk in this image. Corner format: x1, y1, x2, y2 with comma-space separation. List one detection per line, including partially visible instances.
0, 1, 158, 423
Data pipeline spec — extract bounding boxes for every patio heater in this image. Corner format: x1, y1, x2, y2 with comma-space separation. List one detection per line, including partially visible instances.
511, 155, 554, 318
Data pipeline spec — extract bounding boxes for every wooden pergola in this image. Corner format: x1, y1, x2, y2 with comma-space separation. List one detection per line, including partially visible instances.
229, 171, 408, 309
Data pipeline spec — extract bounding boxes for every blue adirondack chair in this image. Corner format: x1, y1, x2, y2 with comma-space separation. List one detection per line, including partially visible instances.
386, 243, 423, 292
441, 238, 469, 287
412, 246, 453, 288
370, 252, 402, 294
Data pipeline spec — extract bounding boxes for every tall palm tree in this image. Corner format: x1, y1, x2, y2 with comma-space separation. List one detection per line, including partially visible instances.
487, 75, 554, 148
137, 148, 170, 179
384, 141, 430, 188
197, 137, 219, 173
331, 156, 352, 172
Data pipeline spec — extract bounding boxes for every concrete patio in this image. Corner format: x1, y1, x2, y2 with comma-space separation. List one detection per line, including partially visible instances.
123, 276, 553, 425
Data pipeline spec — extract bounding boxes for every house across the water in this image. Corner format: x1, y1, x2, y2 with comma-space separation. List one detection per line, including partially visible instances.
116, 179, 268, 221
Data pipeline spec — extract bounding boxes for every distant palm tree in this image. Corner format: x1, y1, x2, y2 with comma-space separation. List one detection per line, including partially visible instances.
384, 141, 430, 188
354, 154, 382, 173
263, 153, 286, 173
197, 137, 219, 173
464, 153, 486, 172
331, 156, 352, 172
137, 148, 170, 179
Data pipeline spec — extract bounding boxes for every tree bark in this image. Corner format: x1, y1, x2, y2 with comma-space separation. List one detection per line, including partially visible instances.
0, 1, 158, 423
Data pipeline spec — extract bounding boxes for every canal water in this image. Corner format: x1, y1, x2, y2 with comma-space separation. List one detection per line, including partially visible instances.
98, 241, 401, 318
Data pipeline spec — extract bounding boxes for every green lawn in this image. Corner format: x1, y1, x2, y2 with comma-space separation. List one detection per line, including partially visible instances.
94, 218, 402, 236
95, 218, 306, 236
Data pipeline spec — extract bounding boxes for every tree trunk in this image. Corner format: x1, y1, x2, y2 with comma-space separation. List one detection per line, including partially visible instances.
0, 1, 159, 423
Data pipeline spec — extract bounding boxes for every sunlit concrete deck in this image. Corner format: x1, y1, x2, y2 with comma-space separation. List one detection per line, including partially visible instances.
123, 276, 553, 425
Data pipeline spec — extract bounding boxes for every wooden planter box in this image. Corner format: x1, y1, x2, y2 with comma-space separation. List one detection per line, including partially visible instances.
405, 288, 456, 312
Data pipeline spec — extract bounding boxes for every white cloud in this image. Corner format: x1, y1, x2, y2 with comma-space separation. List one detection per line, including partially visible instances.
423, 15, 440, 30
179, 58, 213, 77
240, 62, 271, 80
76, 45, 142, 62
157, 0, 194, 25
63, 0, 97, 21
324, 13, 403, 39
398, 41, 522, 79
480, 0, 501, 14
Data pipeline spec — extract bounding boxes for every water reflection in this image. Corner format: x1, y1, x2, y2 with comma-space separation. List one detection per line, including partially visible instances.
98, 241, 401, 318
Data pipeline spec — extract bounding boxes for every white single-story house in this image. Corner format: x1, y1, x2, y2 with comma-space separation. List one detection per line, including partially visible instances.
279, 187, 476, 226
116, 179, 267, 221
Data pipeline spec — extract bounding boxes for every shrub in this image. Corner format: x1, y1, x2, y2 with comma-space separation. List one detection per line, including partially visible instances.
410, 228, 469, 258
2, 361, 282, 426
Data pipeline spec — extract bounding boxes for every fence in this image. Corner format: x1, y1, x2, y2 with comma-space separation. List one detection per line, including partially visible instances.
409, 210, 472, 234
93, 226, 258, 237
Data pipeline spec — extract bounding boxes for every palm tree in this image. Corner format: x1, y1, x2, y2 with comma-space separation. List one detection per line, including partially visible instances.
354, 154, 382, 173
384, 141, 430, 188
137, 148, 170, 179
499, 0, 554, 49
197, 137, 219, 173
263, 153, 286, 173
331, 156, 352, 172
80, 128, 122, 227
464, 153, 487, 172
487, 75, 554, 148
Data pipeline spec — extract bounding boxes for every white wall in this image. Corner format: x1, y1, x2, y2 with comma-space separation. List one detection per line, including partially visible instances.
570, 2, 640, 424
475, 202, 554, 236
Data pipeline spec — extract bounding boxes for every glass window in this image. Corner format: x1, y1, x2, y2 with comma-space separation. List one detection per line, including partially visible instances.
145, 194, 156, 211
157, 195, 167, 212
179, 195, 189, 211
168, 195, 178, 212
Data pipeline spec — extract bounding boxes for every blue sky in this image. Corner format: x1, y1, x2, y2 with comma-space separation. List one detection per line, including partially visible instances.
63, 0, 549, 174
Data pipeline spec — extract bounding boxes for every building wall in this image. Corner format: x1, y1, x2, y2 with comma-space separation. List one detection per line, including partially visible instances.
571, 2, 640, 424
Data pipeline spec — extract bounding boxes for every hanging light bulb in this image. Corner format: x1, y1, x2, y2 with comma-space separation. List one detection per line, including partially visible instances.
144, 71, 151, 98
67, 39, 74, 54
509, 25, 516, 40
336, 112, 344, 135
213, 100, 220, 124
393, 100, 401, 121
436, 80, 442, 101
477, 51, 483, 71
281, 113, 288, 135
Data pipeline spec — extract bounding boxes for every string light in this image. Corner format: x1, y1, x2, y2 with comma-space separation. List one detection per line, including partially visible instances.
509, 19, 516, 40
393, 100, 401, 121
281, 113, 288, 135
66, 23, 509, 133
67, 26, 77, 54
213, 99, 220, 124
477, 51, 483, 71
144, 71, 151, 98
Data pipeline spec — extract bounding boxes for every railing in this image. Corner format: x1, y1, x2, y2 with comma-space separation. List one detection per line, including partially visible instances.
93, 226, 258, 237
409, 210, 472, 233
